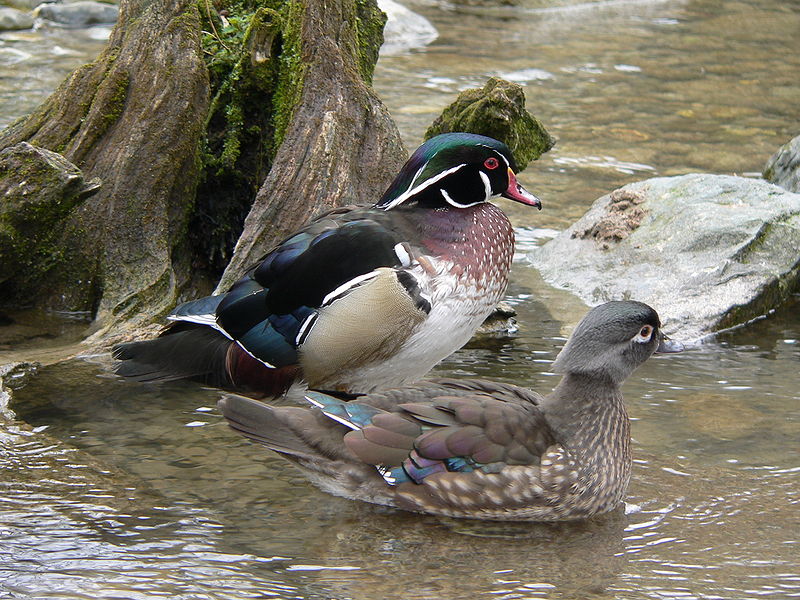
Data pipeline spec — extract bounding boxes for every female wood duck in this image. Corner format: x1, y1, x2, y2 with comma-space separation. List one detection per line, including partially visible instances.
114, 133, 541, 397
218, 301, 684, 521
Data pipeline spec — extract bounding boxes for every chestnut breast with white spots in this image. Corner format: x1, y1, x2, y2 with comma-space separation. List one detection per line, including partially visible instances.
415, 202, 516, 303
319, 203, 516, 393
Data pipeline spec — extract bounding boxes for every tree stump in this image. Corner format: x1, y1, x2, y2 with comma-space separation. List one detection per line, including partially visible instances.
0, 0, 405, 339
215, 0, 407, 291
0, 0, 209, 331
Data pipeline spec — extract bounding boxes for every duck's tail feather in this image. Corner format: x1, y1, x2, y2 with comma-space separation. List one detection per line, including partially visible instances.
113, 323, 300, 397
217, 394, 322, 461
112, 323, 233, 388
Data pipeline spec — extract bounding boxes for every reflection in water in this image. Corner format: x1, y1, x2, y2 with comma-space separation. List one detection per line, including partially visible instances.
5, 298, 800, 599
3, 361, 630, 600
0, 424, 303, 599
2, 0, 800, 598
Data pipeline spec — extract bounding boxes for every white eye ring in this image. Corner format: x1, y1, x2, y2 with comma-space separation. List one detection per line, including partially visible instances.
633, 324, 654, 344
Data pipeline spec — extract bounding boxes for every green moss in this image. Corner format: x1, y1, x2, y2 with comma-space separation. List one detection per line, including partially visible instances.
352, 0, 386, 85
0, 146, 95, 298
193, 2, 271, 273
269, 0, 305, 151
425, 77, 555, 171
98, 72, 130, 132
193, 0, 307, 275
191, 0, 386, 278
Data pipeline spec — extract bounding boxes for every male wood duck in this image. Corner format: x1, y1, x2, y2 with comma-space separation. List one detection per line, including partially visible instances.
114, 133, 541, 397
218, 301, 684, 521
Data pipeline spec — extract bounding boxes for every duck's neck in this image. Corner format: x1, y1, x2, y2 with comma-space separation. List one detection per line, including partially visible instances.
543, 372, 631, 480
404, 203, 515, 272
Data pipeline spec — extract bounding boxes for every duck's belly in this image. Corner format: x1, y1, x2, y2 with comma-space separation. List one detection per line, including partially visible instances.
335, 259, 507, 393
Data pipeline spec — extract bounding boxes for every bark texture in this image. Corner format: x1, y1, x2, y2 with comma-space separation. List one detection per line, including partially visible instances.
0, 0, 404, 338
215, 0, 407, 291
0, 0, 209, 331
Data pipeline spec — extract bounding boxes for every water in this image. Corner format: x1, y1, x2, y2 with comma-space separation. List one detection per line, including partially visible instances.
2, 1, 799, 598
0, 23, 111, 130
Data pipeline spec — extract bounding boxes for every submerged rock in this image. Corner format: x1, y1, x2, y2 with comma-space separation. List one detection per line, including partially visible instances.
0, 6, 34, 30
36, 1, 118, 25
528, 174, 800, 341
764, 134, 800, 194
425, 77, 555, 171
0, 361, 39, 393
476, 301, 518, 335
378, 0, 437, 55
0, 360, 40, 418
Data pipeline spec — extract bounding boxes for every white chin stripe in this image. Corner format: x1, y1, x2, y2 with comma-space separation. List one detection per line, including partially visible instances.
440, 187, 483, 209
479, 170, 492, 202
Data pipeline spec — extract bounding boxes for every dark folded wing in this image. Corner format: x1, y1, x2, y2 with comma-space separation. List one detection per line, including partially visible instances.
210, 214, 405, 368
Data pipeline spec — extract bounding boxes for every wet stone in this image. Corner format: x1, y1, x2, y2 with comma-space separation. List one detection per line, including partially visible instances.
529, 174, 800, 341
35, 1, 118, 26
0, 6, 34, 30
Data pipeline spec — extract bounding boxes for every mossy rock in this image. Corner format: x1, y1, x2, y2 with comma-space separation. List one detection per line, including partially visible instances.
425, 77, 555, 171
0, 143, 100, 294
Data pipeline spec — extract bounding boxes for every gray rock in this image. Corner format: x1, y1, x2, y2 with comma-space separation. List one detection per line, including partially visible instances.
0, 6, 34, 30
764, 134, 800, 194
0, 142, 101, 295
528, 174, 800, 341
3, 0, 49, 10
378, 0, 438, 56
36, 1, 118, 25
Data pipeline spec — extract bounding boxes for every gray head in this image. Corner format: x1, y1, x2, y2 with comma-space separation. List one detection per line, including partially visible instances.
552, 301, 679, 384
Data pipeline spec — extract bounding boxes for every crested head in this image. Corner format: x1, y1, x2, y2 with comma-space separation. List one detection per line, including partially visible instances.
551, 301, 670, 384
375, 133, 541, 211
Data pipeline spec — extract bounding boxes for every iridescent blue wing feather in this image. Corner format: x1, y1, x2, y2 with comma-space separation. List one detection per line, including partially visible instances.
305, 391, 385, 430
207, 214, 405, 367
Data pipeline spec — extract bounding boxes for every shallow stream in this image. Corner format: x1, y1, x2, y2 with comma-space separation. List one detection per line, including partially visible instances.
1, 1, 799, 598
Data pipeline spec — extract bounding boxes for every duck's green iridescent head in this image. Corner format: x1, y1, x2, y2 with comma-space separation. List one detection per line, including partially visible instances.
375, 133, 541, 210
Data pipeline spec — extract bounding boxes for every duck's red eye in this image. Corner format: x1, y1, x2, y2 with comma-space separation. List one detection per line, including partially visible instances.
484, 157, 499, 170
